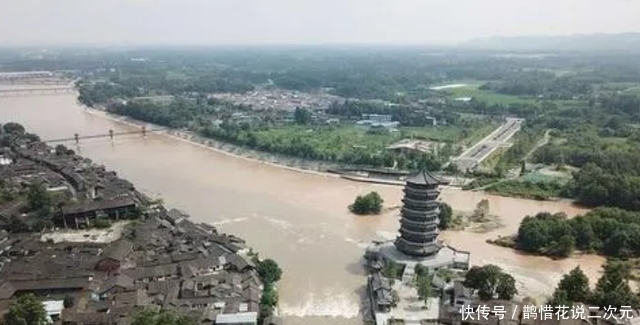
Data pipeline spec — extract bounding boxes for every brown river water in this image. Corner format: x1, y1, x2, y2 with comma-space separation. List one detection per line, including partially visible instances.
0, 91, 605, 324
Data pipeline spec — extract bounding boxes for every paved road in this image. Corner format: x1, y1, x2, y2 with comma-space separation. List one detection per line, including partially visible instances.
453, 118, 524, 172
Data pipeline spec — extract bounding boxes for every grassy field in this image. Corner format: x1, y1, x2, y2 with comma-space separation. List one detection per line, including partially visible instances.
598, 82, 640, 94
461, 121, 502, 147
251, 122, 497, 158
480, 147, 509, 169
485, 178, 568, 200
445, 84, 537, 105
519, 172, 570, 184
253, 125, 397, 155
600, 136, 629, 145
431, 81, 537, 105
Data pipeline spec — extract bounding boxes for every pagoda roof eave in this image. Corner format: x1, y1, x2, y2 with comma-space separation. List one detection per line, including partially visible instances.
405, 170, 450, 186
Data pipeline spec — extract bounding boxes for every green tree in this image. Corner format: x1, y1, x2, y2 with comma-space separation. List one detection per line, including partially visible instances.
516, 212, 575, 257
350, 192, 384, 215
438, 202, 453, 230
27, 183, 52, 218
2, 122, 25, 135
549, 267, 590, 306
257, 259, 283, 285
23, 133, 40, 143
5, 215, 30, 233
294, 107, 312, 125
131, 309, 195, 325
383, 260, 400, 279
496, 273, 518, 300
514, 208, 640, 259
463, 265, 518, 300
549, 235, 575, 258
55, 144, 69, 156
549, 289, 570, 307
591, 260, 639, 309
414, 264, 429, 277
3, 294, 47, 325
259, 283, 279, 320
417, 275, 432, 304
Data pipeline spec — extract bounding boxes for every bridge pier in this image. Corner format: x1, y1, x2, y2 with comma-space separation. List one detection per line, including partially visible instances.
74, 133, 79, 144
109, 130, 114, 141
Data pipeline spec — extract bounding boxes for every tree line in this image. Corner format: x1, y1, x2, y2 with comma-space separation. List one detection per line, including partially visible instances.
516, 207, 640, 259
549, 263, 640, 309
480, 72, 591, 99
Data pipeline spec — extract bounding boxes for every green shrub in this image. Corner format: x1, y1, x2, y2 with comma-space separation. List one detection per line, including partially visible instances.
350, 191, 384, 215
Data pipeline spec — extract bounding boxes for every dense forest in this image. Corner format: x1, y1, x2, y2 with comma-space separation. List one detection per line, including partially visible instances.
517, 208, 640, 259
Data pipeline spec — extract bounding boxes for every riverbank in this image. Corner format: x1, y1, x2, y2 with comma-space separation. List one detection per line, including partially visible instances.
84, 106, 474, 189
482, 189, 575, 204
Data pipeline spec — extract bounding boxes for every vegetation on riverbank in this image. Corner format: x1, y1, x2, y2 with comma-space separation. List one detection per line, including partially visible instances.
253, 257, 283, 320
549, 263, 640, 309
350, 191, 384, 215
437, 203, 453, 230
3, 294, 47, 325
515, 208, 640, 259
105, 96, 502, 170
132, 309, 195, 325
484, 179, 568, 201
202, 122, 452, 170
463, 265, 518, 301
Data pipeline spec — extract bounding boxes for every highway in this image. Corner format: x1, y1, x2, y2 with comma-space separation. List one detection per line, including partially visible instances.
453, 118, 524, 171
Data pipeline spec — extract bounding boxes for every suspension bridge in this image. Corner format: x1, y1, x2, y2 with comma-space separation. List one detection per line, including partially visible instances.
42, 126, 168, 144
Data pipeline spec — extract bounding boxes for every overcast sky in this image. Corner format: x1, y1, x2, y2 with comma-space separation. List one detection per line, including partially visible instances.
0, 0, 638, 46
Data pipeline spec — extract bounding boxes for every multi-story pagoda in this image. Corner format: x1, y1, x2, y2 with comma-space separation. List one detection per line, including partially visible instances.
394, 169, 449, 257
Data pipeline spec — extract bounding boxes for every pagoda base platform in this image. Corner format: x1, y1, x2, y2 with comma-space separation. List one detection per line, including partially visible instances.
366, 240, 470, 271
